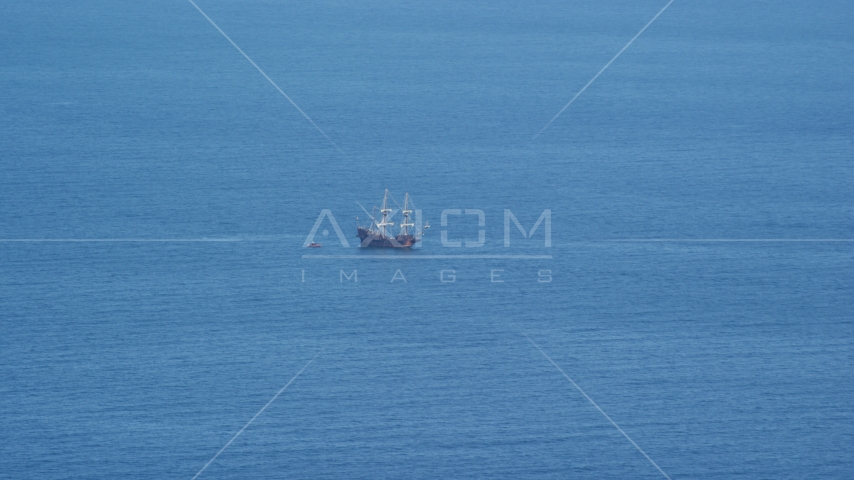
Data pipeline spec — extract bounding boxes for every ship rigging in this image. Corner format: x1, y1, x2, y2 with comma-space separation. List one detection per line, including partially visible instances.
357, 190, 428, 248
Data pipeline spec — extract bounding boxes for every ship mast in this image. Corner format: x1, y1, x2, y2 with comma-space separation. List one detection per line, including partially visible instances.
400, 193, 414, 236
377, 188, 394, 238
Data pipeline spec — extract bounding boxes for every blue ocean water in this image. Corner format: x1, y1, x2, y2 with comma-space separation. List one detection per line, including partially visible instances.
1, 0, 853, 478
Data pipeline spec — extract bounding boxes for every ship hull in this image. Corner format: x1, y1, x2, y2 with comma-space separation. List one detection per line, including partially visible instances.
357, 227, 418, 248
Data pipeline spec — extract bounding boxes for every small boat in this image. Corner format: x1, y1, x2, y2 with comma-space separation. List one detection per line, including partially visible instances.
308, 242, 322, 248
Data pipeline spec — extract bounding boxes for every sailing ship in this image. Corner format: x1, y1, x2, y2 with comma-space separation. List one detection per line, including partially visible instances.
357, 190, 428, 248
